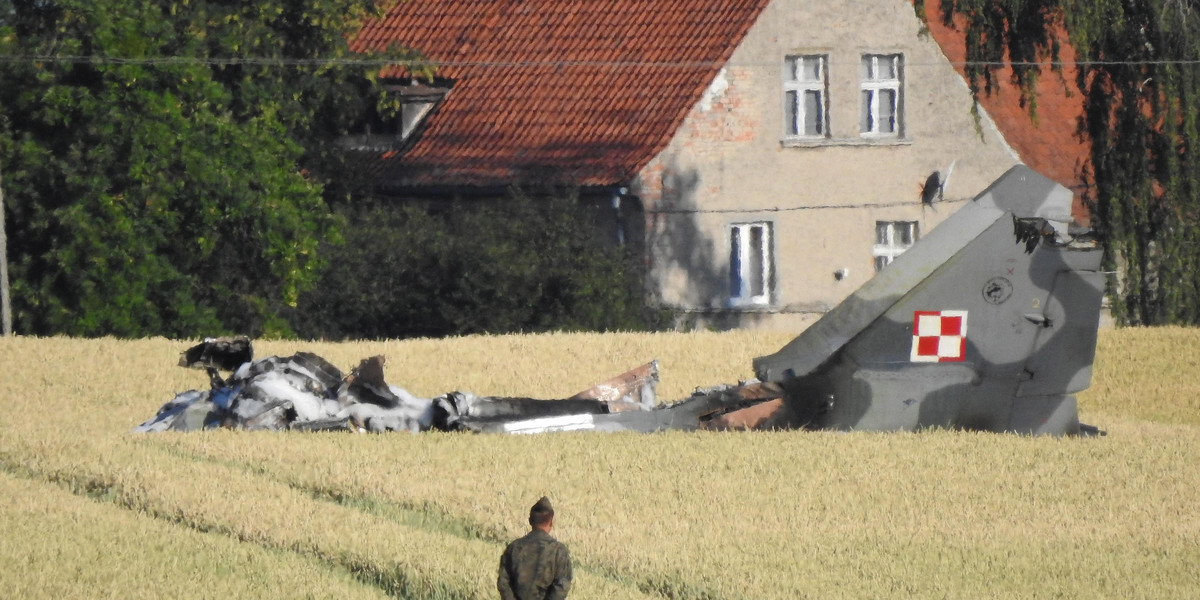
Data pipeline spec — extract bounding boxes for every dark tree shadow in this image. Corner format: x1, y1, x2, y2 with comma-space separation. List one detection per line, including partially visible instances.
644, 163, 772, 330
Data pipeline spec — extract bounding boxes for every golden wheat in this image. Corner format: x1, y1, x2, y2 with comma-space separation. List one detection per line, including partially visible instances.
1084, 327, 1200, 426
0, 470, 392, 600
0, 330, 1198, 599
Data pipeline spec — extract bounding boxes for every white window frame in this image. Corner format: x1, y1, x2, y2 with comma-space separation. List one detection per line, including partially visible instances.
860, 54, 903, 137
873, 220, 918, 271
784, 55, 828, 138
730, 222, 774, 307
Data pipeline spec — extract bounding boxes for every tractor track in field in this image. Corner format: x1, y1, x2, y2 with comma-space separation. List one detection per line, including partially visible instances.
0, 439, 731, 600
0, 447, 475, 600
145, 439, 732, 600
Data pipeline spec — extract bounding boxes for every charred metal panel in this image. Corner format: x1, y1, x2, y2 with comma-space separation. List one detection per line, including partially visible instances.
179, 336, 253, 372
699, 398, 790, 430
692, 382, 787, 428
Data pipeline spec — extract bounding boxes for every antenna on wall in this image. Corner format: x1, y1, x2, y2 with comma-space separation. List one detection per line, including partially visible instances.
919, 159, 957, 210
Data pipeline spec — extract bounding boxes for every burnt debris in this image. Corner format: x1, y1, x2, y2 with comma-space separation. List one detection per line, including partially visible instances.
135, 337, 661, 433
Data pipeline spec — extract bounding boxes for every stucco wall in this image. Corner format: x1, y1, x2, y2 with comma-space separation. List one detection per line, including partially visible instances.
633, 0, 1022, 332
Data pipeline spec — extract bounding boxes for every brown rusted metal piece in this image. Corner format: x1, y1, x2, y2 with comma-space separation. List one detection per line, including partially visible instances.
348, 355, 388, 387
694, 381, 790, 430
567, 360, 658, 409
701, 398, 792, 431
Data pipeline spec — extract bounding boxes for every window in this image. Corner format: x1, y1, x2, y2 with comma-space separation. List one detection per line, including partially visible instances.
339, 78, 451, 150
873, 221, 918, 271
860, 54, 902, 136
730, 222, 774, 306
784, 55, 828, 138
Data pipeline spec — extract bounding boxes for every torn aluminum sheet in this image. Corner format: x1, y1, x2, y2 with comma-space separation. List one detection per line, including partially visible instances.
472, 380, 788, 434
134, 338, 666, 433
137, 339, 433, 433
566, 360, 658, 407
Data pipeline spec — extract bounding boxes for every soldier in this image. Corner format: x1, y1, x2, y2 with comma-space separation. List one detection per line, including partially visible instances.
498, 496, 573, 600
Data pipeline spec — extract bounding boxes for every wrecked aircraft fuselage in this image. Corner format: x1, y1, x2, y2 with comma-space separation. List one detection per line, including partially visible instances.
137, 166, 1105, 436
135, 340, 665, 434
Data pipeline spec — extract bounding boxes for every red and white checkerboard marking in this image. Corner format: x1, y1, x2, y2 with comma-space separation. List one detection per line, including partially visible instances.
911, 310, 968, 362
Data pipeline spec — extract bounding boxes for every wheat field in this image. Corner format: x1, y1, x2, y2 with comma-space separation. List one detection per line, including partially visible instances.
1, 329, 1198, 599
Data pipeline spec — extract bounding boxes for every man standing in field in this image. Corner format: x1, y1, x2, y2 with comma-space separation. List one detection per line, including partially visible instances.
498, 496, 572, 600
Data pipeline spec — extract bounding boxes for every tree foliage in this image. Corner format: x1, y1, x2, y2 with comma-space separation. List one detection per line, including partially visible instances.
918, 0, 1200, 325
291, 190, 666, 340
0, 0, 409, 337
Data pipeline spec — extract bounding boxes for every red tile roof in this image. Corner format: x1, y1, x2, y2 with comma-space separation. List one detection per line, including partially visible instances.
350, 0, 771, 187
919, 2, 1092, 223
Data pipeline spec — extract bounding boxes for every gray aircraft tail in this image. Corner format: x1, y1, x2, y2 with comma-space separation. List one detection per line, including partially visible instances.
753, 166, 1105, 435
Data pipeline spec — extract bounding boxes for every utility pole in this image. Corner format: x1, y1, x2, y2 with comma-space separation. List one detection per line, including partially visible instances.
0, 162, 11, 336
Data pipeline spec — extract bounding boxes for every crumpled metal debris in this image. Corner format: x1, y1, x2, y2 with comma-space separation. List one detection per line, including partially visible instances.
134, 337, 660, 433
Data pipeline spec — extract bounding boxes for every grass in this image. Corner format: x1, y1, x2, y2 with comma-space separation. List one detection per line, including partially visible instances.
0, 329, 1198, 599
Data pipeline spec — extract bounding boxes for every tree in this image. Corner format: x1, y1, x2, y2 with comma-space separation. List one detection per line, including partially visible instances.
0, 0, 413, 337
290, 189, 665, 340
918, 0, 1200, 325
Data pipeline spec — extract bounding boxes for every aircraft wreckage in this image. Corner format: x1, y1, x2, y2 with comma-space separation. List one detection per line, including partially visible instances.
136, 166, 1105, 436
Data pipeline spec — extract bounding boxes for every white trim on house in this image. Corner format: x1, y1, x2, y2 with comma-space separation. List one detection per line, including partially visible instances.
860, 53, 903, 137
729, 221, 774, 307
873, 220, 919, 271
783, 54, 829, 138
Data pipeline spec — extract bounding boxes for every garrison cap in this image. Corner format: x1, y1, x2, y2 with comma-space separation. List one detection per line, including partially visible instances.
530, 496, 554, 518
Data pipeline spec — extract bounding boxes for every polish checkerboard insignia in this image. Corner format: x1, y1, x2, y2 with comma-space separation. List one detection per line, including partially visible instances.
911, 310, 968, 362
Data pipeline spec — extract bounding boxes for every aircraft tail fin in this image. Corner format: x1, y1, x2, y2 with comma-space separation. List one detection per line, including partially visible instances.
753, 166, 1104, 435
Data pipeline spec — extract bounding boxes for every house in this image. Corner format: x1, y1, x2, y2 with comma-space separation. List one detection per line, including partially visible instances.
350, 0, 1089, 331
919, 1, 1091, 223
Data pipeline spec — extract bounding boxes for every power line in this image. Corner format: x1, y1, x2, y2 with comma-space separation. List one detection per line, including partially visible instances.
645, 197, 969, 215
0, 55, 414, 66
0, 55, 1199, 69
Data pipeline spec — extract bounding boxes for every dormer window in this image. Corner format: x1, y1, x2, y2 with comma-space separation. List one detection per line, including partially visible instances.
341, 78, 451, 150
389, 80, 450, 140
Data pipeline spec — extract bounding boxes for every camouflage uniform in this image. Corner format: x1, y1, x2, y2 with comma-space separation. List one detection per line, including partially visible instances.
497, 528, 572, 600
